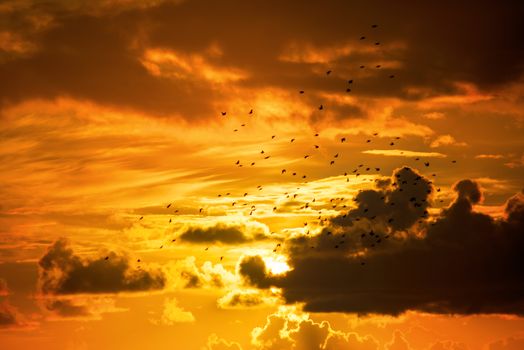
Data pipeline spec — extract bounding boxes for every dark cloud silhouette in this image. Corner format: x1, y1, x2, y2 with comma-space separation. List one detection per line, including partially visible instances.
244, 182, 524, 316
331, 166, 432, 231
178, 223, 267, 244
38, 238, 166, 294
238, 255, 271, 288
43, 298, 90, 317
0, 301, 22, 328
454, 179, 483, 204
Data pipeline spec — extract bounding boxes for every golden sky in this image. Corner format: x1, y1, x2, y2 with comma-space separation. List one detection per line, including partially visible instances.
1, 1, 524, 349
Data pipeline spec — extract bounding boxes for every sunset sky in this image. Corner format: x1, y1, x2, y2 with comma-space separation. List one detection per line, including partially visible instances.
1, 1, 524, 349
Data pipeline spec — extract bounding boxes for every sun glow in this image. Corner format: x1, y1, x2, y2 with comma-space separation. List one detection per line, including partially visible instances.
263, 256, 291, 275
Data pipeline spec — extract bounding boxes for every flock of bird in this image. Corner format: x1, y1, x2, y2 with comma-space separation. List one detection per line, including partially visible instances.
120, 24, 457, 267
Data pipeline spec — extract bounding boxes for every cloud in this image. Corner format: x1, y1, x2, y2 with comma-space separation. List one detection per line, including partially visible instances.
39, 295, 126, 320
178, 222, 269, 244
0, 279, 28, 329
0, 279, 8, 296
217, 289, 281, 309
330, 166, 434, 231
423, 112, 445, 120
38, 238, 166, 294
453, 179, 482, 204
475, 154, 505, 160
244, 179, 524, 316
206, 333, 243, 350
488, 336, 524, 350
0, 301, 22, 328
1, 0, 523, 121
169, 256, 236, 289
238, 255, 272, 289
362, 150, 446, 158
385, 330, 412, 350
151, 297, 195, 325
429, 340, 469, 350
429, 135, 466, 148
251, 306, 379, 350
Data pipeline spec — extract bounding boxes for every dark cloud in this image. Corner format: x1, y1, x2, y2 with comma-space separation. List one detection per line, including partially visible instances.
178, 223, 267, 244
238, 255, 271, 288
42, 298, 90, 317
0, 301, 22, 328
331, 166, 433, 231
38, 238, 166, 294
246, 182, 524, 316
1, 0, 523, 119
454, 179, 482, 204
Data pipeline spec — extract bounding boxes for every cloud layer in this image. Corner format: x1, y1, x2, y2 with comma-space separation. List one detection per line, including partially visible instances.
239, 174, 524, 315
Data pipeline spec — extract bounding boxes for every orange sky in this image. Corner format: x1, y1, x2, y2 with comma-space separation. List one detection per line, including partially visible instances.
1, 1, 524, 349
